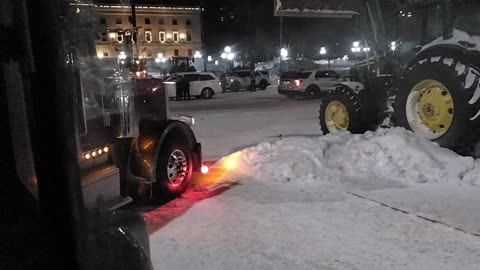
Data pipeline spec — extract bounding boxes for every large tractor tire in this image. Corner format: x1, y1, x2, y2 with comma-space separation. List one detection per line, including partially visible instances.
394, 56, 480, 152
319, 86, 368, 134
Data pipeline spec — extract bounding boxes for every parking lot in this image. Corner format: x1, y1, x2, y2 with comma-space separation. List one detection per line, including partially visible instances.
168, 85, 323, 160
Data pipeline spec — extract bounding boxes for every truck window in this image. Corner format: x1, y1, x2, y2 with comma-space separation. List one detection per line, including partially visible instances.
454, 2, 480, 36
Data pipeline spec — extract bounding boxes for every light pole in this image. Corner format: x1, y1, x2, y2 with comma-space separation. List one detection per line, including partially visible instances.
351, 42, 361, 64
280, 47, 288, 73
320, 47, 330, 70
223, 46, 234, 69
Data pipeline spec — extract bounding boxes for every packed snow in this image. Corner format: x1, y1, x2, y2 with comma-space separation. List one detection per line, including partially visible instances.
149, 127, 480, 270
218, 127, 475, 186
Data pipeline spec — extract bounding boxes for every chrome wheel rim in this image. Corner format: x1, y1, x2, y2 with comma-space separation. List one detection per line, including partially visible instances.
166, 149, 188, 187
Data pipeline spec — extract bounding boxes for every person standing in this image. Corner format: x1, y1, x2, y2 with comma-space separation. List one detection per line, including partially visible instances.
182, 77, 191, 100
175, 77, 183, 101
250, 71, 256, 92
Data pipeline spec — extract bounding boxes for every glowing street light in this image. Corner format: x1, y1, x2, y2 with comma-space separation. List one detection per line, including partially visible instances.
157, 53, 164, 59
215, 60, 219, 65
320, 47, 327, 55
97, 53, 104, 59
226, 52, 235, 60
391, 41, 397, 51
208, 56, 212, 62
363, 47, 371, 52
221, 52, 227, 59
194, 50, 202, 59
280, 48, 288, 58
155, 58, 161, 63
353, 41, 360, 48
224, 46, 231, 53
119, 51, 127, 60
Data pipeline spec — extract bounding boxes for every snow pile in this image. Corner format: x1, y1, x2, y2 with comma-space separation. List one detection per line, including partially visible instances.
219, 128, 475, 186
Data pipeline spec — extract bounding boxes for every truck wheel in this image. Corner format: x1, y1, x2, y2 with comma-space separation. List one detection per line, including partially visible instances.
259, 80, 268, 90
319, 87, 366, 134
154, 142, 193, 198
395, 57, 480, 151
230, 81, 241, 92
201, 88, 214, 99
305, 85, 321, 100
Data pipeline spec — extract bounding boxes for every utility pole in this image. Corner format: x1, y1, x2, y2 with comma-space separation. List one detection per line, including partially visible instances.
279, 16, 283, 74
200, 0, 207, 71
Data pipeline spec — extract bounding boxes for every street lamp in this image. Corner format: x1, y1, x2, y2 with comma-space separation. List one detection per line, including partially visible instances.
280, 48, 288, 59
208, 56, 212, 62
320, 47, 330, 69
225, 46, 231, 53
221, 52, 227, 59
226, 52, 235, 60
353, 41, 360, 48
194, 50, 202, 59
391, 41, 397, 51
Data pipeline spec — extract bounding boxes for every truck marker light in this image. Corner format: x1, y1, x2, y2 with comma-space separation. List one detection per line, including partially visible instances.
92, 151, 97, 157
103, 147, 109, 153
97, 149, 103, 155
201, 165, 209, 174
85, 153, 91, 160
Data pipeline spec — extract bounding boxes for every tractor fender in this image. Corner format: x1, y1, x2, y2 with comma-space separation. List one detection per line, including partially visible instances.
128, 119, 200, 184
413, 44, 480, 71
333, 81, 365, 95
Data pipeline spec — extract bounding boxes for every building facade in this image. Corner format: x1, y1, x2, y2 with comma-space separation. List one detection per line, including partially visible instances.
95, 3, 203, 60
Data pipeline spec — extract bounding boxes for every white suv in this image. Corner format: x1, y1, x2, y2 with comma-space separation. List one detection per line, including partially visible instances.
226, 70, 271, 91
278, 70, 342, 99
164, 72, 222, 99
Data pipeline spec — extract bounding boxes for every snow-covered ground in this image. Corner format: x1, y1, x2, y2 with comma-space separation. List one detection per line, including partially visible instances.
148, 90, 480, 270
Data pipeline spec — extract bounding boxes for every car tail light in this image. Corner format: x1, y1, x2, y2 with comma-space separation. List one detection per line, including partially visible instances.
295, 80, 302, 87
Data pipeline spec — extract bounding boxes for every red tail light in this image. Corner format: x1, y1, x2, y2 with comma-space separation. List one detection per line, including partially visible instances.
295, 80, 302, 87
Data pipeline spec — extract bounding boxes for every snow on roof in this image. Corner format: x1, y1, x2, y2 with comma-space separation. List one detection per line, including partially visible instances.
274, 0, 361, 18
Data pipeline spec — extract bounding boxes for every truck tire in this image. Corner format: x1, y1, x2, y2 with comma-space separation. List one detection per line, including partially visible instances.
201, 88, 214, 99
305, 85, 321, 100
259, 80, 268, 90
230, 81, 241, 92
154, 142, 193, 198
394, 57, 480, 152
319, 86, 367, 134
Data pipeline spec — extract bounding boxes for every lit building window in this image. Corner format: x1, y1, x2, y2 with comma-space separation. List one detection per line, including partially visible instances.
179, 33, 186, 41
108, 32, 116, 41
101, 32, 107, 41
159, 31, 165, 43
166, 33, 172, 41
145, 31, 152, 43
173, 31, 179, 42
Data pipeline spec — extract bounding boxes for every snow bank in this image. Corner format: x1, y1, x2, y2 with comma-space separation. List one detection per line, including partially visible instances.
219, 128, 475, 186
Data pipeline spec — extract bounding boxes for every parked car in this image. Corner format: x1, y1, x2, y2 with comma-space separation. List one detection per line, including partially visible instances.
164, 72, 222, 99
226, 70, 271, 91
278, 70, 343, 100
